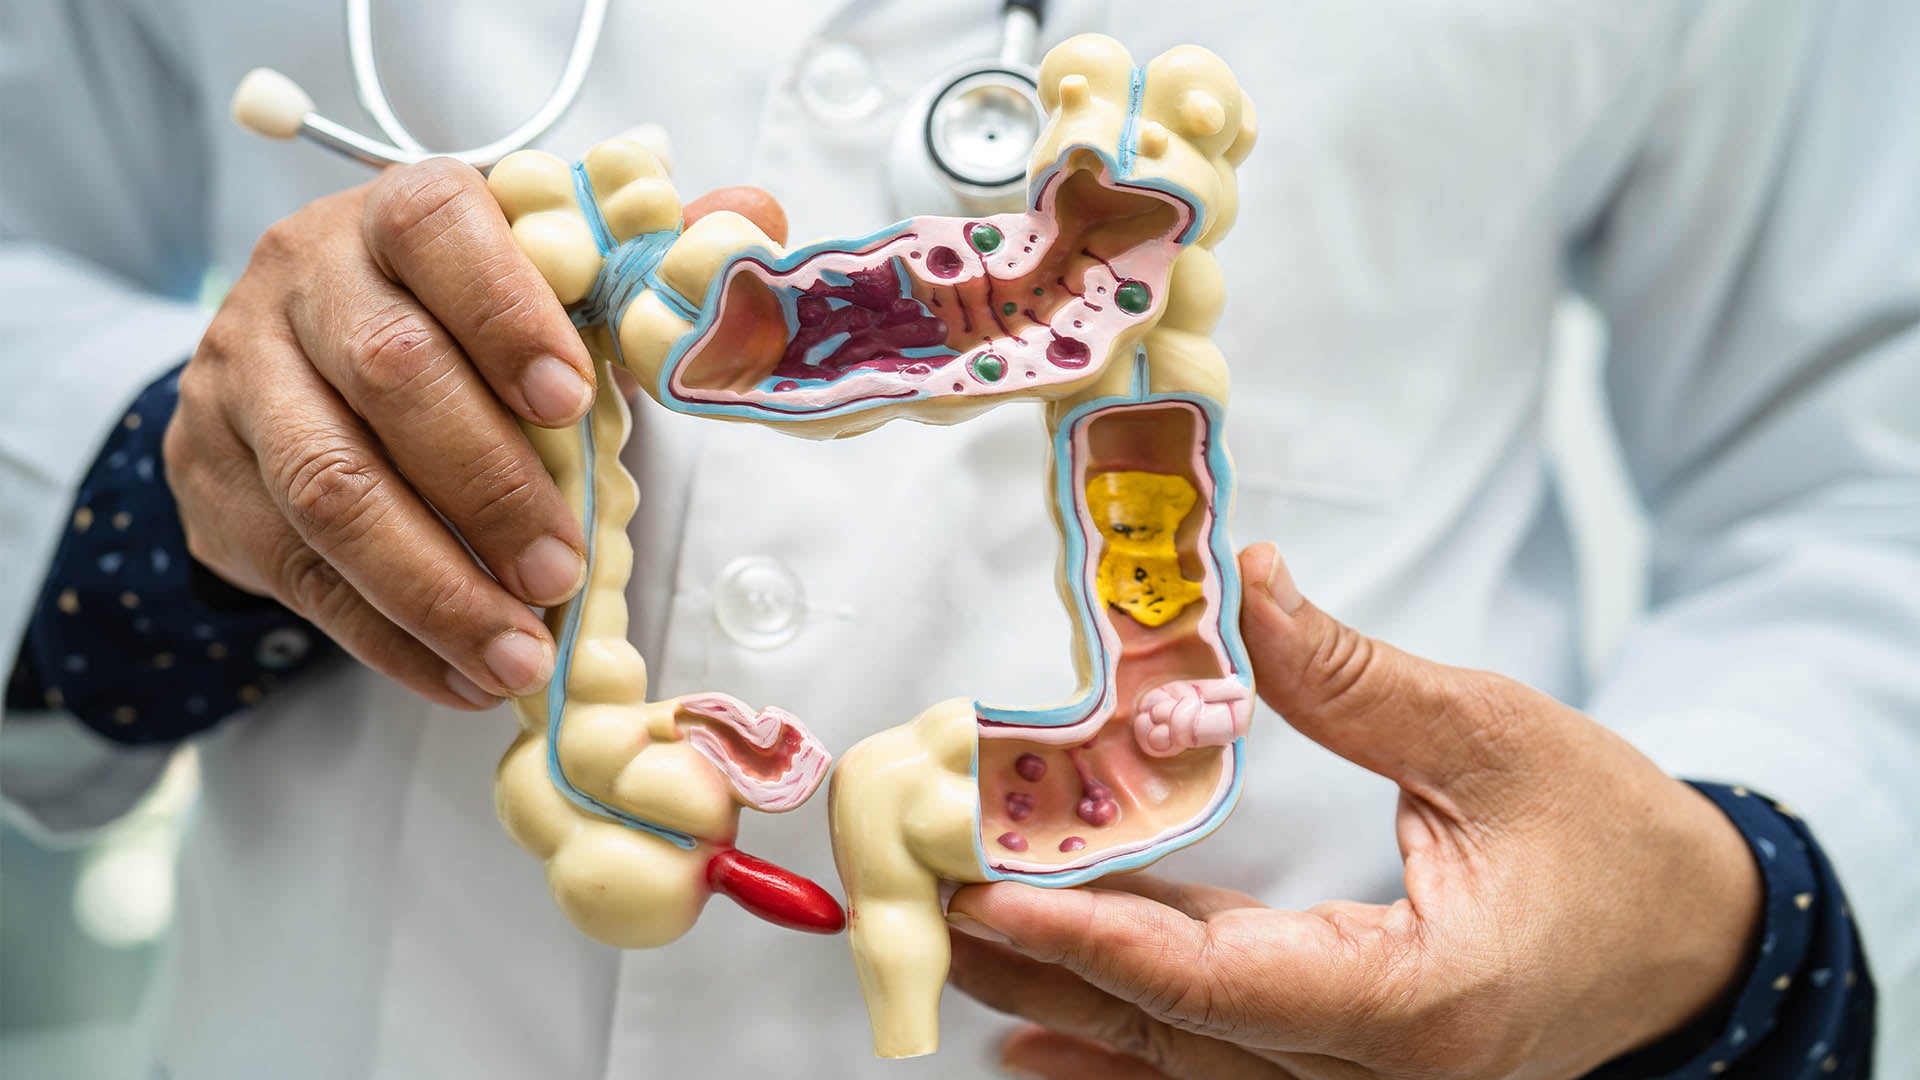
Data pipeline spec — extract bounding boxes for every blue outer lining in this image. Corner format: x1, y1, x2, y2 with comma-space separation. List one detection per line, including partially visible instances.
566, 162, 696, 329
571, 161, 616, 256
1116, 66, 1147, 176
543, 410, 697, 850
972, 388, 1253, 887
571, 228, 685, 330
543, 170, 697, 848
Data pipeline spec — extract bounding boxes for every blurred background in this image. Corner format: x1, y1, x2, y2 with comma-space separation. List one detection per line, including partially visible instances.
0, 294, 1647, 1080
1, 750, 197, 1078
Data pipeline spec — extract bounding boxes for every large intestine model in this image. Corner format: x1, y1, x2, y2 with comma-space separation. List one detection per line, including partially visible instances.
486, 34, 1256, 1058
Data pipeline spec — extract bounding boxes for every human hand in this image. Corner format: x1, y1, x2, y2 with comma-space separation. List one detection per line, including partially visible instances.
165, 158, 784, 708
945, 542, 1763, 1079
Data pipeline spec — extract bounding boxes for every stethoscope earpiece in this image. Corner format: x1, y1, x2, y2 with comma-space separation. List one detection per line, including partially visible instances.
231, 0, 609, 170
232, 67, 315, 140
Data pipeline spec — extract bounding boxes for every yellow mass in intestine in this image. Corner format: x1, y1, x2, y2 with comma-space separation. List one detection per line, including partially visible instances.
1087, 471, 1205, 628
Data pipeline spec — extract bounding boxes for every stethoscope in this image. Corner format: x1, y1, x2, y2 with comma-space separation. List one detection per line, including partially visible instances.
231, 0, 1050, 215
886, 0, 1048, 215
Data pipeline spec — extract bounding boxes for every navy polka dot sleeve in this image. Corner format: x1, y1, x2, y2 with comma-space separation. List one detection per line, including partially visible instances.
1586, 782, 1876, 1078
4, 362, 335, 744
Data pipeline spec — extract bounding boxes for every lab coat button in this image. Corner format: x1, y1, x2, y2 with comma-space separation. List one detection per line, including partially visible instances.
795, 41, 882, 125
713, 555, 805, 650
255, 627, 311, 669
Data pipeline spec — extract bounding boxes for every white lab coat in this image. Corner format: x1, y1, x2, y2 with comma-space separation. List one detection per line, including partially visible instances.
3, 1, 1916, 1077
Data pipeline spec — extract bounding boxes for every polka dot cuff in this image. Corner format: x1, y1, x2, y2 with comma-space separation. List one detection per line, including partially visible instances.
5, 362, 335, 744
1586, 782, 1875, 1078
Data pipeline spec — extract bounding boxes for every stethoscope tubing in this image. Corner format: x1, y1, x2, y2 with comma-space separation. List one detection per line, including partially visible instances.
263, 0, 1049, 197
318, 0, 610, 169
346, 0, 427, 155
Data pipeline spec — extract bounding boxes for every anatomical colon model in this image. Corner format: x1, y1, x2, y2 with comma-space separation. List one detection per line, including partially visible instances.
488, 33, 1256, 1058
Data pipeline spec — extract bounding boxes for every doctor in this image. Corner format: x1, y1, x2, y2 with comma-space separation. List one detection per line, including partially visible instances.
2, 2, 1914, 1078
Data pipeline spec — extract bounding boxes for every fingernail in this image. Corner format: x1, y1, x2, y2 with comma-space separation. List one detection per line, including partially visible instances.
1262, 545, 1305, 614
946, 911, 1012, 946
485, 630, 553, 696
521, 355, 592, 425
515, 535, 585, 604
444, 668, 502, 709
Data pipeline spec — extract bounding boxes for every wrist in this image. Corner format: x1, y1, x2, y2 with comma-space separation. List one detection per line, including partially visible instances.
1617, 779, 1765, 1058
1585, 781, 1874, 1080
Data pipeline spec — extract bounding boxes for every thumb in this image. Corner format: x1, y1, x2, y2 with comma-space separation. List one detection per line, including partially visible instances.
948, 880, 1395, 1047
683, 185, 788, 246
1238, 543, 1548, 814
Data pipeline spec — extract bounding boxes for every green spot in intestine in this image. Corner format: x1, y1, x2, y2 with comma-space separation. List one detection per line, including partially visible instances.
968, 223, 1003, 253
971, 354, 1006, 382
1114, 280, 1152, 315
1001, 301, 1018, 317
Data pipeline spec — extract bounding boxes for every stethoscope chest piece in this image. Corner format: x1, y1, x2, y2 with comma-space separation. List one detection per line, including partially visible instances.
926, 66, 1042, 198
886, 0, 1049, 218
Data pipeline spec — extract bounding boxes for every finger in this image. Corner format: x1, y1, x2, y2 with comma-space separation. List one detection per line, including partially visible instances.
948, 881, 1404, 1052
288, 256, 585, 606
1096, 873, 1265, 920
1005, 1025, 1365, 1080
1304, 897, 1408, 936
363, 158, 594, 427
1001, 1025, 1181, 1080
1237, 542, 1560, 814
230, 513, 499, 710
223, 344, 556, 699
684, 185, 788, 245
948, 881, 1209, 1024
164, 406, 495, 709
948, 936, 1289, 1080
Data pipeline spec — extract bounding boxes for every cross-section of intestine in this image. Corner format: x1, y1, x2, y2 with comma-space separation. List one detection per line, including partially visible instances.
664, 164, 1188, 420
973, 398, 1251, 881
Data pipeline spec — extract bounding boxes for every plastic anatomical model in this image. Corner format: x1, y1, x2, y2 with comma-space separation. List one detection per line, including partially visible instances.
484, 32, 1257, 1059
